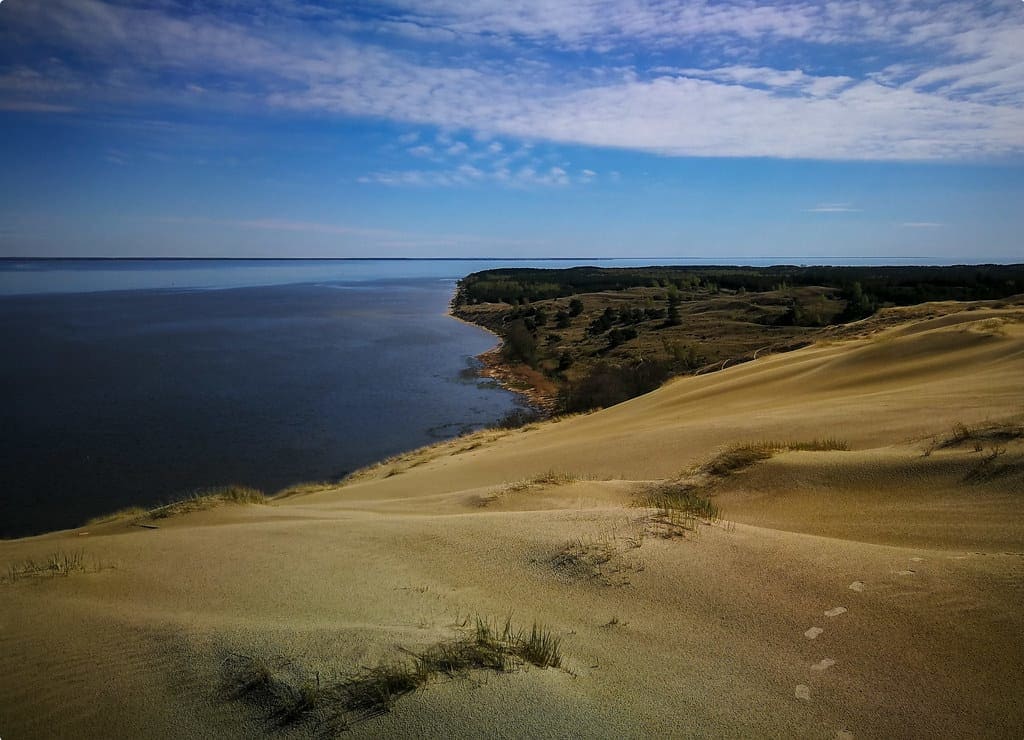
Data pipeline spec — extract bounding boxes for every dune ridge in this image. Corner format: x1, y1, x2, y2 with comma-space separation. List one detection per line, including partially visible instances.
2, 300, 1023, 738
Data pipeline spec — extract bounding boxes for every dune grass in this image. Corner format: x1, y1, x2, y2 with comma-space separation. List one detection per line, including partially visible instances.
942, 421, 1022, 449
85, 506, 149, 527
271, 481, 340, 500
639, 439, 848, 536
639, 482, 719, 537
922, 420, 1023, 459
2, 550, 112, 584
505, 470, 579, 494
82, 485, 268, 528
146, 485, 268, 520
221, 616, 562, 732
698, 439, 849, 477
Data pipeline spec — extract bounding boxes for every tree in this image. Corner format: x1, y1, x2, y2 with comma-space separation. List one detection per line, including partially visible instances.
504, 320, 539, 368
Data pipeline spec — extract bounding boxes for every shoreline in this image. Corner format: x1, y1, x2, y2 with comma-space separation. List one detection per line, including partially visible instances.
447, 305, 559, 415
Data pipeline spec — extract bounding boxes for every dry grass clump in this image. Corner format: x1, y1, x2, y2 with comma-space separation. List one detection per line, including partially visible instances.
698, 439, 849, 477
85, 506, 149, 527
147, 485, 267, 520
549, 519, 645, 585
921, 420, 1023, 466
82, 485, 268, 528
2, 550, 112, 584
221, 616, 562, 733
942, 421, 1022, 449
639, 482, 720, 538
505, 470, 579, 494
638, 439, 847, 537
272, 481, 340, 500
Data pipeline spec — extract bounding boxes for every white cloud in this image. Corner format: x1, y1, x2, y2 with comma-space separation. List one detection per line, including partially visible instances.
360, 160, 575, 188
3, 0, 1023, 162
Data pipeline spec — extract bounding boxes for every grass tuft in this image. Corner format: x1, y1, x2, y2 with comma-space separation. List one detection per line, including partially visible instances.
639, 439, 847, 537
640, 482, 718, 537
941, 421, 1022, 449
84, 506, 148, 527
221, 616, 563, 732
84, 485, 268, 527
3, 550, 112, 584
272, 481, 339, 500
504, 470, 579, 494
698, 439, 848, 477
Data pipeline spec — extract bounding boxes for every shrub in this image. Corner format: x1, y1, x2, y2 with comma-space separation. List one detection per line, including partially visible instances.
560, 360, 673, 412
503, 319, 539, 368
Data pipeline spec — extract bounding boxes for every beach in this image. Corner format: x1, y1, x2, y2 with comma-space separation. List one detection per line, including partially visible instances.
1, 297, 1022, 737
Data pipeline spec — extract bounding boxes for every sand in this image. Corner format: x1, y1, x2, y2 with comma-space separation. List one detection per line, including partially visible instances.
2, 301, 1023, 738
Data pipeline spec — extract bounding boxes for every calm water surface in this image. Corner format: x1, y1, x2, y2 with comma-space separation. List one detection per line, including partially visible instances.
1, 264, 537, 537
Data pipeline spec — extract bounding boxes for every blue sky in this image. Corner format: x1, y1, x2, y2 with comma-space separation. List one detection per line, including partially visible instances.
1, 0, 1022, 260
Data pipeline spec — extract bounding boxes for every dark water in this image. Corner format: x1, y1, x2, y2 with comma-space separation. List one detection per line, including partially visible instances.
0, 278, 518, 537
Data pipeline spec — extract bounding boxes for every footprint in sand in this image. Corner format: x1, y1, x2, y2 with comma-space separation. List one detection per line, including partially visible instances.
910, 557, 924, 562
848, 581, 865, 592
811, 658, 836, 671
824, 606, 847, 617
795, 684, 811, 701
804, 626, 824, 639
895, 569, 916, 576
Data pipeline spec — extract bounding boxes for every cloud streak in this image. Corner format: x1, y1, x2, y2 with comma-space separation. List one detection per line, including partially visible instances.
2, 1, 1023, 161
805, 204, 862, 213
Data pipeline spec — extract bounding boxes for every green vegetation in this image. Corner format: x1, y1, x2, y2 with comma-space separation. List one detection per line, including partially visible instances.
220, 616, 563, 732
452, 265, 1024, 414
453, 264, 1024, 308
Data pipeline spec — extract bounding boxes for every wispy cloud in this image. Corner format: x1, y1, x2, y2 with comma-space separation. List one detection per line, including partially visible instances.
156, 215, 548, 251
157, 216, 403, 239
358, 163, 588, 188
805, 203, 862, 213
3, 1, 1023, 161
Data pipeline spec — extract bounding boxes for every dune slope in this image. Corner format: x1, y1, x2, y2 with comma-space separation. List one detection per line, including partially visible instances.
2, 301, 1023, 738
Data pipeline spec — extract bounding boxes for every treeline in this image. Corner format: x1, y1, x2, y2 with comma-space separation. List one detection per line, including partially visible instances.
455, 264, 1024, 319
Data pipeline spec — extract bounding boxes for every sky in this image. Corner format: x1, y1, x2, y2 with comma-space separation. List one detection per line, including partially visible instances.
0, 0, 1022, 261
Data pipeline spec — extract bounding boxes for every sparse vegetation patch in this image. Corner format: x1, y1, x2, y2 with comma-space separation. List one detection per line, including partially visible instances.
220, 616, 563, 733
637, 439, 849, 536
83, 485, 268, 528
505, 470, 580, 494
2, 550, 113, 584
697, 439, 849, 478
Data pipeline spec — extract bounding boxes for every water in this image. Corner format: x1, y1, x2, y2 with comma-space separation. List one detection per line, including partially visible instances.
2, 262, 552, 538
0, 256, 983, 538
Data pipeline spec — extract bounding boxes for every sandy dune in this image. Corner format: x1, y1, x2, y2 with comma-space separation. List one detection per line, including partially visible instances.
2, 301, 1023, 738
